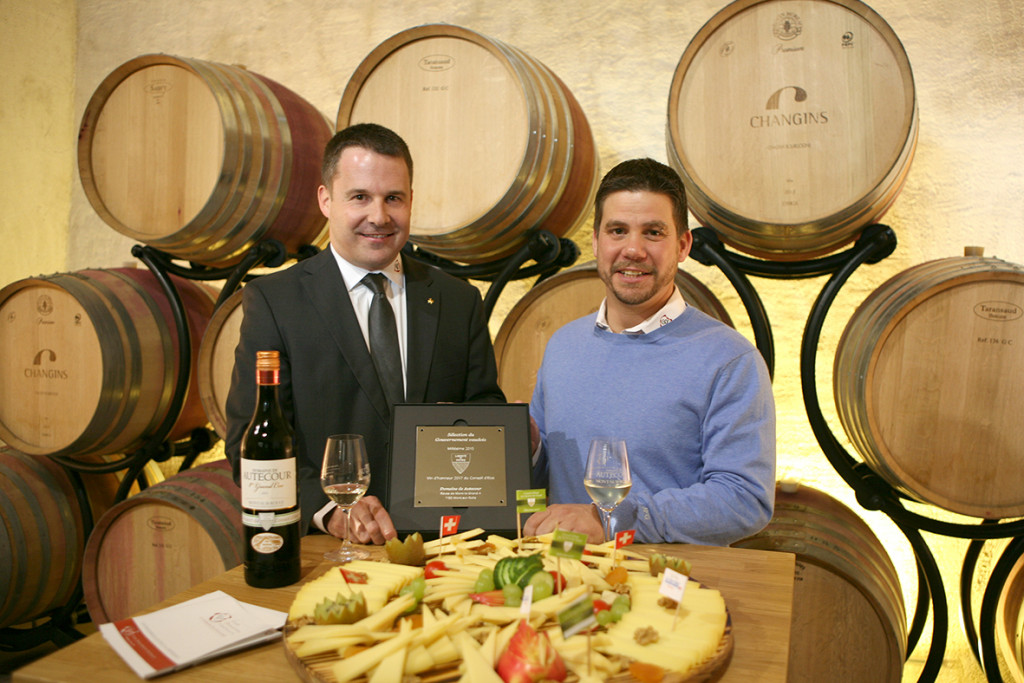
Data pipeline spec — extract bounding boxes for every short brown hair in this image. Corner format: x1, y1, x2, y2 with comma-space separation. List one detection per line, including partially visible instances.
593, 158, 688, 235
321, 123, 414, 187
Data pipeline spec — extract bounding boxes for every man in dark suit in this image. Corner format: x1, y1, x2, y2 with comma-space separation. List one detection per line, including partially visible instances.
225, 123, 505, 544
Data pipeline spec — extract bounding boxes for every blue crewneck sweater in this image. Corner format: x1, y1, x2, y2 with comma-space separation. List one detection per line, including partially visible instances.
531, 306, 775, 545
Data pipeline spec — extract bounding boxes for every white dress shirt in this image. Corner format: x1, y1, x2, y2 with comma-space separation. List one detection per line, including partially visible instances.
313, 246, 407, 532
595, 286, 688, 334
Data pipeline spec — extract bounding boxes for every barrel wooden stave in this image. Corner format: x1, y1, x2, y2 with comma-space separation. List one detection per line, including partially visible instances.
81, 459, 242, 624
78, 54, 329, 266
666, 0, 917, 260
337, 24, 597, 265
158, 60, 275, 259
0, 448, 84, 629
834, 256, 1024, 518
80, 58, 230, 238
993, 549, 1024, 682
197, 288, 246, 439
0, 268, 216, 459
734, 482, 906, 682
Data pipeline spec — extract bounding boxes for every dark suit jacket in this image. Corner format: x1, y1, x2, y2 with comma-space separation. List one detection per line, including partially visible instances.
224, 249, 505, 532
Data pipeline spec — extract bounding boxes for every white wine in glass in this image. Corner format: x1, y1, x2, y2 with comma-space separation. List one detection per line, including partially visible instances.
321, 434, 371, 562
584, 438, 631, 542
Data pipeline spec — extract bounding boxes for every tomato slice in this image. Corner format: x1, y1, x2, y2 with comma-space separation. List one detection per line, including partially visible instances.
424, 560, 448, 579
340, 568, 368, 583
469, 590, 505, 606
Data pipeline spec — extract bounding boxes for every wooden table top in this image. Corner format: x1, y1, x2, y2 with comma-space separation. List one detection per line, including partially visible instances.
14, 535, 794, 683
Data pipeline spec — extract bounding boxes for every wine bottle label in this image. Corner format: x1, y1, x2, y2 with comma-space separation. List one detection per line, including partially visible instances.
240, 458, 297, 510
250, 532, 285, 554
242, 509, 302, 530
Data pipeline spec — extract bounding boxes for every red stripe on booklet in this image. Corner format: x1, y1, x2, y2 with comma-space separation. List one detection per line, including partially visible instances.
114, 618, 176, 671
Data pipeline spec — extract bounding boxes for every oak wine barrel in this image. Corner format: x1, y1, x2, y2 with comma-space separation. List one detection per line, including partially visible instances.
666, 0, 917, 260
197, 288, 246, 439
337, 24, 598, 264
994, 549, 1024, 682
78, 54, 331, 266
0, 447, 84, 629
834, 254, 1024, 518
81, 458, 242, 624
493, 261, 732, 403
0, 447, 151, 628
0, 268, 216, 459
733, 482, 906, 682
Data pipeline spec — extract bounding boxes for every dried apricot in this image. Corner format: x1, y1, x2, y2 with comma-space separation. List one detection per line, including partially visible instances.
605, 565, 629, 585
629, 660, 666, 683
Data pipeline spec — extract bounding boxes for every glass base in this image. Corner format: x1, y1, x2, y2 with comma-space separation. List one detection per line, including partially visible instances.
323, 544, 370, 563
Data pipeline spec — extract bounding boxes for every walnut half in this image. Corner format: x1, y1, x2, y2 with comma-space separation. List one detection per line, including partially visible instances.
634, 625, 660, 645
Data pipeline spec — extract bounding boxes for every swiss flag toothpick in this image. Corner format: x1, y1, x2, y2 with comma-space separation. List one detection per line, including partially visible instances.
614, 529, 635, 565
440, 514, 461, 538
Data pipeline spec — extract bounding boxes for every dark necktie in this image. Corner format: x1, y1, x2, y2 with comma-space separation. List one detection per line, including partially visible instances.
362, 273, 405, 409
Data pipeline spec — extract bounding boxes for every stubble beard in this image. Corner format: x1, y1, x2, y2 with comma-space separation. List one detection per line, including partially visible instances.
600, 263, 667, 307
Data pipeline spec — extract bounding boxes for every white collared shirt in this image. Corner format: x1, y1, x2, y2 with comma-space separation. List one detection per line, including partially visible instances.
595, 286, 687, 334
314, 246, 407, 533
329, 244, 408, 388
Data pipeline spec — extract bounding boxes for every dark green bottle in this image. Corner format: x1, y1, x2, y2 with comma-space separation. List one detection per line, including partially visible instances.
241, 350, 300, 587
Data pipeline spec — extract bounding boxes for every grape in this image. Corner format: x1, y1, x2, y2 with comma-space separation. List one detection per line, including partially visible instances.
596, 609, 615, 626
473, 568, 495, 593
400, 575, 426, 601
502, 583, 523, 607
528, 569, 554, 601
610, 595, 630, 620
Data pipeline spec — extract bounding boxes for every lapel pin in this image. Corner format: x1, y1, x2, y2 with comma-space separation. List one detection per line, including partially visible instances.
427, 298, 434, 305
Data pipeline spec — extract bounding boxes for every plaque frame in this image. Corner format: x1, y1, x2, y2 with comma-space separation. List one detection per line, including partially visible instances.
387, 403, 532, 538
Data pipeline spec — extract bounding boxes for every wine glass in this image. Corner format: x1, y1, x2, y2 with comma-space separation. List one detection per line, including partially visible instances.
583, 438, 631, 543
321, 434, 371, 562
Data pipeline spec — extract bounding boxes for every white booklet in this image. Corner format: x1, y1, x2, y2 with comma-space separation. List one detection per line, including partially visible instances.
99, 590, 287, 679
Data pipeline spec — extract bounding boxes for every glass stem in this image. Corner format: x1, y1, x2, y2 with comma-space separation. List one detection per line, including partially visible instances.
342, 508, 351, 548
602, 510, 611, 543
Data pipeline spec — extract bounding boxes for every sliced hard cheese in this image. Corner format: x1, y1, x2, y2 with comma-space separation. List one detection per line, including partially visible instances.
366, 645, 406, 683
598, 574, 726, 673
288, 623, 369, 643
332, 630, 414, 683
403, 644, 434, 675
426, 634, 460, 665
289, 562, 421, 620
294, 634, 369, 658
455, 631, 505, 683
286, 540, 728, 682
357, 593, 418, 633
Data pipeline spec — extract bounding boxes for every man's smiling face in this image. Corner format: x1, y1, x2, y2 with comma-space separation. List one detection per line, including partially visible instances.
318, 146, 412, 271
592, 190, 691, 331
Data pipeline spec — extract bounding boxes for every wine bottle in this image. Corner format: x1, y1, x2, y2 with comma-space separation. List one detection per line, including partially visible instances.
241, 350, 301, 587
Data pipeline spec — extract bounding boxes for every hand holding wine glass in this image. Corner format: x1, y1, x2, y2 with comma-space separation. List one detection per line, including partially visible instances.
584, 438, 631, 543
321, 434, 371, 562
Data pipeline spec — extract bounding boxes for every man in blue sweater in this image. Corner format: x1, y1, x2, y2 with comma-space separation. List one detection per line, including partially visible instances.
524, 158, 775, 545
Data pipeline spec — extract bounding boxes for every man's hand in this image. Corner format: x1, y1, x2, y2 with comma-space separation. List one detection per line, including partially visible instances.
523, 503, 604, 544
529, 414, 540, 456
326, 495, 397, 544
